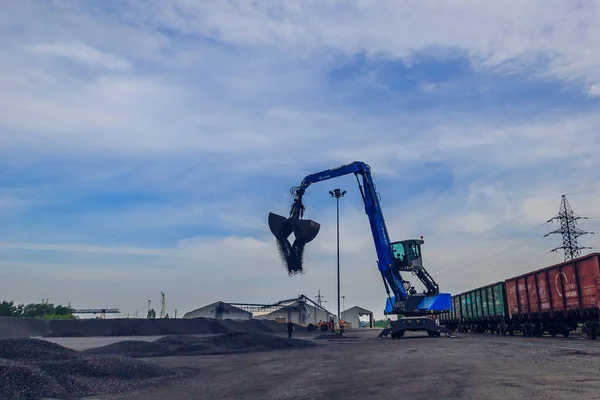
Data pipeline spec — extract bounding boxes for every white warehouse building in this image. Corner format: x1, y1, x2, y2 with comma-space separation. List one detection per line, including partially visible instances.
182, 301, 252, 320
183, 295, 336, 325
252, 295, 334, 325
341, 306, 374, 329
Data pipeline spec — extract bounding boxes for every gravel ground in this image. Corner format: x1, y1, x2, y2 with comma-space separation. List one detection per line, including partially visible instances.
100, 330, 600, 400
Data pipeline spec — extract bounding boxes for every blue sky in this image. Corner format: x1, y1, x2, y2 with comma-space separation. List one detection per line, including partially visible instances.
1, 1, 600, 319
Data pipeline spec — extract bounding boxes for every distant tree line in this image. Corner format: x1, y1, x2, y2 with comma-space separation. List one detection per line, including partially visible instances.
0, 300, 77, 319
373, 318, 390, 328
373, 316, 407, 328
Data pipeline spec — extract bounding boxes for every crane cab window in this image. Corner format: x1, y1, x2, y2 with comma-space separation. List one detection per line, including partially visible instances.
392, 241, 422, 267
391, 242, 407, 267
405, 243, 421, 263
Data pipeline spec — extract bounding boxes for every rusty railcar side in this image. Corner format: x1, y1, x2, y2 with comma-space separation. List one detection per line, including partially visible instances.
505, 252, 600, 338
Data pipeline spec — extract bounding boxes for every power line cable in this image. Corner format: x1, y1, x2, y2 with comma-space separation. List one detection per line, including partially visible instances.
447, 235, 545, 281
443, 226, 548, 274
564, 189, 600, 196
453, 249, 554, 292
467, 247, 554, 279
448, 204, 599, 283
440, 220, 549, 269
436, 198, 599, 274
433, 196, 559, 256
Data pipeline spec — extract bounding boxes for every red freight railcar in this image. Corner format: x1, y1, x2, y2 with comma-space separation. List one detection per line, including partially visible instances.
505, 252, 600, 338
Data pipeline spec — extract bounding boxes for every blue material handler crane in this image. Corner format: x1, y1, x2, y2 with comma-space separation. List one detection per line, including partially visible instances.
268, 161, 452, 338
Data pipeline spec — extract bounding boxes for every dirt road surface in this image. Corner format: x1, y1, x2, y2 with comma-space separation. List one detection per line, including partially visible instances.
100, 329, 600, 400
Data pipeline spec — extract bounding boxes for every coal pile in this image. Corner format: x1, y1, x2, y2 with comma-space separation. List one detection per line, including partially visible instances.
0, 315, 294, 339
84, 331, 317, 358
0, 317, 48, 339
37, 355, 171, 379
0, 358, 68, 400
81, 340, 174, 358
0, 338, 189, 400
195, 331, 317, 354
0, 338, 78, 362
44, 317, 232, 337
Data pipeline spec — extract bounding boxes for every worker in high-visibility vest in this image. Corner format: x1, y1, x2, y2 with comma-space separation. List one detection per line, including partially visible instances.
339, 319, 346, 335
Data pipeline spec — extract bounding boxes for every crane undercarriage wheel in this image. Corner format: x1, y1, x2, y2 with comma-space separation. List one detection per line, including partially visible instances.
391, 330, 404, 339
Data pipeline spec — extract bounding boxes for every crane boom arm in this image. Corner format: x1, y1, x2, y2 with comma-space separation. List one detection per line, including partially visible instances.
290, 161, 408, 302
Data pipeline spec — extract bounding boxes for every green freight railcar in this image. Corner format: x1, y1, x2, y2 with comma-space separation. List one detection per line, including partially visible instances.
437, 294, 462, 331
439, 282, 509, 334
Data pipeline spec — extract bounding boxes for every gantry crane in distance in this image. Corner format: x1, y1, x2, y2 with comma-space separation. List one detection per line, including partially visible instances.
72, 309, 120, 319
268, 161, 452, 338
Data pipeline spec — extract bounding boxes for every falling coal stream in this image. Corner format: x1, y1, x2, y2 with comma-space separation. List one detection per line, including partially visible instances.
276, 237, 305, 275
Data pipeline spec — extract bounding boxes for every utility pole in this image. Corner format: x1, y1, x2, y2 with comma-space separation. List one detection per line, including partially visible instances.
544, 194, 595, 260
329, 188, 346, 325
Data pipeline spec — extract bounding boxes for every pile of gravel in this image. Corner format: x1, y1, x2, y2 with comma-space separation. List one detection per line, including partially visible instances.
0, 338, 190, 400
84, 331, 317, 358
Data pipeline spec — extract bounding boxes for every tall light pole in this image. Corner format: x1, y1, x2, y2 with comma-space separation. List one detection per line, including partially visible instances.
329, 188, 346, 325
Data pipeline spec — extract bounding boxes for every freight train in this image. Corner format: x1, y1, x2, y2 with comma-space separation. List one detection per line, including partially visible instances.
435, 252, 600, 339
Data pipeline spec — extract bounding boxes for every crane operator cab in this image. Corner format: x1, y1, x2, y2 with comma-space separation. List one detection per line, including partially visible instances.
391, 238, 440, 297
391, 239, 425, 271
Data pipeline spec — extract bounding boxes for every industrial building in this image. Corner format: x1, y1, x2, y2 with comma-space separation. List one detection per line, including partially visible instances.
183, 295, 336, 325
182, 301, 252, 320
341, 306, 374, 329
250, 295, 333, 325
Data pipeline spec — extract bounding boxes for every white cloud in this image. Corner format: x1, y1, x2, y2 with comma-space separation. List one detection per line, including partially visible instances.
0, 242, 175, 257
588, 83, 600, 97
141, 1, 600, 89
26, 43, 131, 70
0, 1, 599, 319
